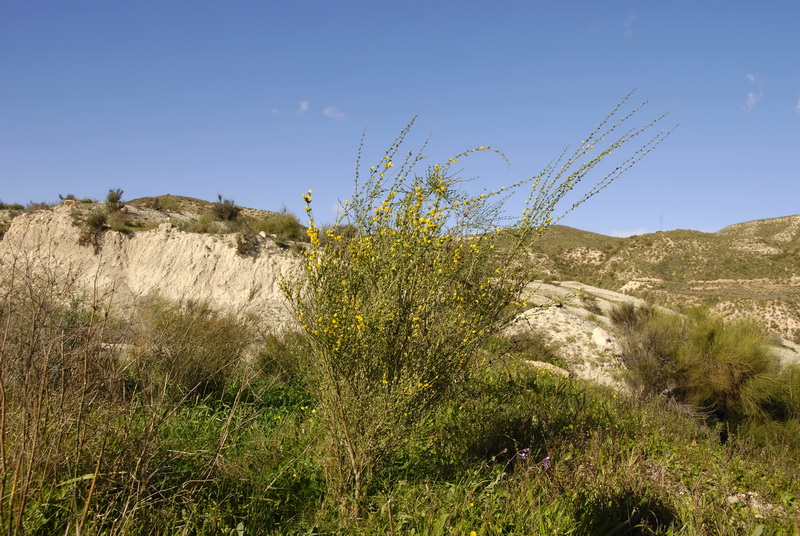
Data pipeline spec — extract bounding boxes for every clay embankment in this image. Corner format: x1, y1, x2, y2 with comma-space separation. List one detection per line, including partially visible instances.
0, 205, 300, 329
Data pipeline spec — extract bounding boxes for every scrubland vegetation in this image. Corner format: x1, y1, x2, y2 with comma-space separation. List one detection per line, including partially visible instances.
3, 98, 799, 534
2, 261, 799, 534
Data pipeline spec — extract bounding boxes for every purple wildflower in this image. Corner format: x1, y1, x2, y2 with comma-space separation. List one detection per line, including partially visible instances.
541, 456, 551, 470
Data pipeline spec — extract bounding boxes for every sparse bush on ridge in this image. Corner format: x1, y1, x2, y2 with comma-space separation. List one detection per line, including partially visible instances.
212, 193, 241, 222
253, 210, 306, 243
285, 94, 674, 513
106, 188, 125, 212
25, 200, 52, 212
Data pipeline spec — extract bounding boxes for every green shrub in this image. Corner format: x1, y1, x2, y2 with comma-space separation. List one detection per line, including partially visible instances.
284, 97, 672, 514
610, 301, 652, 329
77, 209, 108, 252
258, 330, 311, 383
254, 211, 307, 244
676, 311, 777, 422
618, 309, 684, 395
212, 194, 240, 222
105, 188, 124, 212
619, 306, 780, 424
134, 298, 253, 398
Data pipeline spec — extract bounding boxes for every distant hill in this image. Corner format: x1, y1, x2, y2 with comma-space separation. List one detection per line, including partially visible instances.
526, 215, 800, 339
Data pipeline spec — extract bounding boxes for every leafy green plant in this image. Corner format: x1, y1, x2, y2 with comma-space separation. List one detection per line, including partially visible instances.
617, 307, 684, 395
258, 330, 312, 384
284, 95, 673, 514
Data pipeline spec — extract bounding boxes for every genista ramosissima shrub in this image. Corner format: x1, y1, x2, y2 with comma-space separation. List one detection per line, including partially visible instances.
283, 92, 673, 514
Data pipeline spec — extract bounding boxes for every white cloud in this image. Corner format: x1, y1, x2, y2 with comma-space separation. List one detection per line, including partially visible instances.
746, 91, 761, 110
795, 96, 800, 114
609, 228, 652, 238
297, 100, 309, 115
744, 74, 764, 111
323, 106, 345, 120
624, 14, 637, 37
270, 107, 283, 116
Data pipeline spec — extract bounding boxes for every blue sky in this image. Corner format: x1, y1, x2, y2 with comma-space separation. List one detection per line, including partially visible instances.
2, 1, 798, 236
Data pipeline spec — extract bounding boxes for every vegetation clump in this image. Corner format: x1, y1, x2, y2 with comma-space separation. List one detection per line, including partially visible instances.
212, 193, 241, 222
105, 188, 125, 212
285, 94, 673, 513
614, 302, 800, 462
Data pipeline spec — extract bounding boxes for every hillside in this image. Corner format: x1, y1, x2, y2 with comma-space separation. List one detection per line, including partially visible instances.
526, 216, 800, 339
2, 197, 798, 342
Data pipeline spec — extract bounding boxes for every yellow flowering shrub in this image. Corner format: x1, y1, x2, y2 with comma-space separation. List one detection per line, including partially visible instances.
283, 92, 673, 512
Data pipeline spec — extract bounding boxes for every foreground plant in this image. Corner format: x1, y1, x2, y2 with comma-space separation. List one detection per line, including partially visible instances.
283, 92, 674, 514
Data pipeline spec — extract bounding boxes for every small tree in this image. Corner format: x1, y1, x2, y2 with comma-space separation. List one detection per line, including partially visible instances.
284, 92, 673, 514
106, 188, 124, 212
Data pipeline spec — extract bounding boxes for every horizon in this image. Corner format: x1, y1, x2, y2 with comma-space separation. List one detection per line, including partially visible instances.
2, 1, 798, 237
